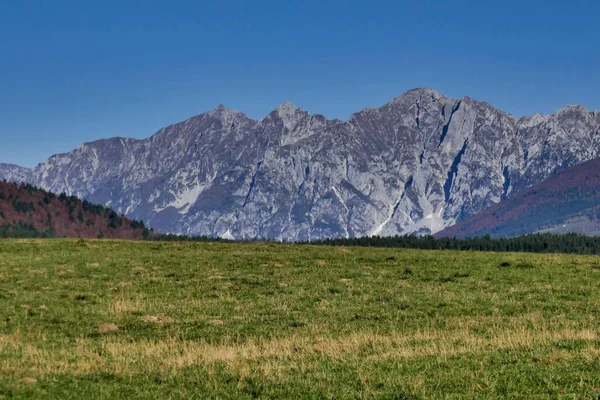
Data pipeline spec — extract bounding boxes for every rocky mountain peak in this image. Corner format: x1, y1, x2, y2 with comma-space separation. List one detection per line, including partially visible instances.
402, 87, 445, 98
208, 104, 249, 122
275, 101, 299, 113
386, 87, 447, 108
272, 101, 307, 130
518, 113, 551, 128
557, 104, 590, 114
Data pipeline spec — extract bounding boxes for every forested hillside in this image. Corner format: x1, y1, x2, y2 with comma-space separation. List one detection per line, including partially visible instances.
0, 181, 151, 239
437, 157, 600, 238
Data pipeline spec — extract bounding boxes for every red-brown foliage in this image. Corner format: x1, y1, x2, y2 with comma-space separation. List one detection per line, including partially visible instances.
0, 181, 148, 239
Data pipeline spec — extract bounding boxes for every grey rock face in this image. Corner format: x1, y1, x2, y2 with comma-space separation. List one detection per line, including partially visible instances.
0, 163, 32, 184
1, 88, 599, 240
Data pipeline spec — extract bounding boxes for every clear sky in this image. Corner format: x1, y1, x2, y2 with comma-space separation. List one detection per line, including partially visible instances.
1, 0, 599, 167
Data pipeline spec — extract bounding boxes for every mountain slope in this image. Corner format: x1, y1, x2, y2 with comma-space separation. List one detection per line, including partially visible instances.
0, 181, 150, 239
0, 163, 32, 183
1, 88, 599, 240
436, 157, 600, 238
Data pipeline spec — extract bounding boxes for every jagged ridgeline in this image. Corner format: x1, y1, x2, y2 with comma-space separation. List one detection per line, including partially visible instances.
1, 88, 599, 240
0, 181, 151, 239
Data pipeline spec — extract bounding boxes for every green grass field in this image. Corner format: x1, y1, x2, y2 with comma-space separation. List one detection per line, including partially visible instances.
1, 239, 600, 399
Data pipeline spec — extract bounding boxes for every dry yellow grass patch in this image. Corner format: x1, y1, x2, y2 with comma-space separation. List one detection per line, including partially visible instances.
19, 377, 37, 384
97, 323, 119, 333
316, 299, 330, 309
87, 262, 100, 268
336, 247, 350, 254
109, 298, 142, 314
315, 260, 326, 266
443, 291, 456, 301
141, 315, 175, 324
0, 332, 45, 348
1, 320, 597, 379
16, 239, 46, 245
95, 325, 597, 375
28, 268, 46, 275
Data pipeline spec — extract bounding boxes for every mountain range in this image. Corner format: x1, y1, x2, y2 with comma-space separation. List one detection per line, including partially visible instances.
2, 88, 599, 240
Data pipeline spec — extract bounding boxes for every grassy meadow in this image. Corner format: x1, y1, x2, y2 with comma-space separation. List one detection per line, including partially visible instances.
1, 239, 600, 398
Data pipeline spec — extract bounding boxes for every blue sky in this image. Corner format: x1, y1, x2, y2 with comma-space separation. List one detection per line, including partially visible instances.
1, 0, 599, 167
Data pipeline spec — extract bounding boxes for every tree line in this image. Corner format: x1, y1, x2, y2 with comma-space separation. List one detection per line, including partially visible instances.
149, 232, 600, 255
309, 233, 600, 255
